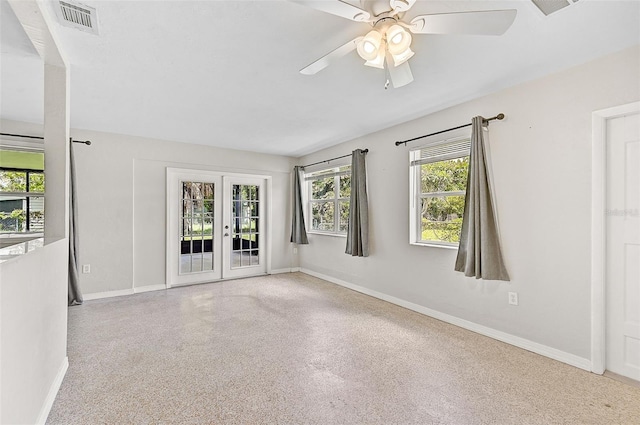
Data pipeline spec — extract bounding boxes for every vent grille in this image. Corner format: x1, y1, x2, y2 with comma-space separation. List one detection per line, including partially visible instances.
55, 0, 99, 35
60, 1, 93, 28
531, 0, 579, 16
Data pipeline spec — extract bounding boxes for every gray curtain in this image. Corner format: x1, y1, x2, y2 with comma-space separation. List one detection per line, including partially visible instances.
345, 149, 369, 257
290, 166, 309, 244
68, 141, 83, 305
455, 117, 509, 281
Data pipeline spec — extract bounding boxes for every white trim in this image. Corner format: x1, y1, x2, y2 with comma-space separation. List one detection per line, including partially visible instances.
301, 268, 592, 372
134, 284, 166, 294
132, 157, 137, 295
83, 288, 134, 301
410, 241, 458, 250
590, 101, 640, 375
307, 231, 347, 238
270, 268, 296, 274
266, 178, 273, 275
36, 356, 68, 425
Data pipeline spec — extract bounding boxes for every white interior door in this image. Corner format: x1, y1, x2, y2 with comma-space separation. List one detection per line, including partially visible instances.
222, 176, 267, 279
167, 170, 269, 287
605, 110, 640, 381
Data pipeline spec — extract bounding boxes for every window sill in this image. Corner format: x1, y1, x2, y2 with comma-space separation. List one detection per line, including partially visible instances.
308, 231, 347, 239
410, 241, 459, 250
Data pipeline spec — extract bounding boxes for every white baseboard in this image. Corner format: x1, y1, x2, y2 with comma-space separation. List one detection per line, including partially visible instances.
36, 356, 68, 425
84, 284, 165, 300
85, 272, 304, 300
134, 284, 166, 294
83, 288, 134, 301
300, 268, 592, 372
270, 267, 300, 274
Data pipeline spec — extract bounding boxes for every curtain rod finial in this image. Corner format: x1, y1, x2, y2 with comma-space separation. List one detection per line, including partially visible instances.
496, 113, 505, 120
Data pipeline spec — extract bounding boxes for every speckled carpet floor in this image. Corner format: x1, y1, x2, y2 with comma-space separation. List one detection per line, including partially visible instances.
47, 272, 640, 424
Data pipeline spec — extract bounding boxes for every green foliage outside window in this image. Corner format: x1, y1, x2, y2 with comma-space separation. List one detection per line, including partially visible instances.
308, 166, 350, 233
0, 170, 45, 233
421, 157, 469, 243
0, 171, 45, 193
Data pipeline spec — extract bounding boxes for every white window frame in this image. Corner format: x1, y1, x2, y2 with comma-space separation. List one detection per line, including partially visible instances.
0, 143, 46, 237
409, 136, 470, 248
305, 165, 351, 236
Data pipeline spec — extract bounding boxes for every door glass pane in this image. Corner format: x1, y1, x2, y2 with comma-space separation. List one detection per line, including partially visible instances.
180, 180, 214, 274
231, 184, 259, 269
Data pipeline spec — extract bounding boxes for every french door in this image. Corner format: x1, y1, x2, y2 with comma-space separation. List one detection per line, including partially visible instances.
166, 169, 268, 287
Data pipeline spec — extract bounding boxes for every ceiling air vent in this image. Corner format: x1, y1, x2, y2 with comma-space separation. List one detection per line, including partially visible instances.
531, 0, 579, 16
55, 0, 99, 35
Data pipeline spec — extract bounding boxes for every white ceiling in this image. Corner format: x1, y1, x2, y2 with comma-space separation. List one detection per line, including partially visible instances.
2, 0, 639, 156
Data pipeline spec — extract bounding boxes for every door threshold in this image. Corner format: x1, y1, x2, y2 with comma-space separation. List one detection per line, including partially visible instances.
168, 273, 269, 289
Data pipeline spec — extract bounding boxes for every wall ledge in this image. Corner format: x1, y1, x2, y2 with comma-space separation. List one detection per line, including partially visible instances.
299, 268, 592, 372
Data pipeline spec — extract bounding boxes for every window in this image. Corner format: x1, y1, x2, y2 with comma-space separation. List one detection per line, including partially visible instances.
306, 165, 350, 234
0, 149, 45, 234
410, 137, 469, 246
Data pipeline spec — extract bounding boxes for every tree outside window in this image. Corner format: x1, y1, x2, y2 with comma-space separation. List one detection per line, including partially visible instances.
307, 165, 350, 234
0, 150, 45, 234
410, 138, 470, 246
420, 157, 468, 243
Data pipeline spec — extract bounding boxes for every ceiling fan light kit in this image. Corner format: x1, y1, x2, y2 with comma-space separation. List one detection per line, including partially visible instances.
357, 30, 385, 67
356, 23, 414, 68
295, 0, 517, 88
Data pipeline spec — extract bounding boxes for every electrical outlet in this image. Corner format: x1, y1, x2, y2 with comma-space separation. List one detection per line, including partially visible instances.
508, 292, 518, 306
82, 264, 91, 274
293, 247, 298, 255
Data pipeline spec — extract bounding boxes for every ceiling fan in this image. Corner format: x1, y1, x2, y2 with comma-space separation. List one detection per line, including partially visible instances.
294, 0, 517, 88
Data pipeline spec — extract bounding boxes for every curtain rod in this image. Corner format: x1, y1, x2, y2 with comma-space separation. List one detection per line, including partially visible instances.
300, 149, 368, 169
394, 114, 505, 147
0, 132, 91, 145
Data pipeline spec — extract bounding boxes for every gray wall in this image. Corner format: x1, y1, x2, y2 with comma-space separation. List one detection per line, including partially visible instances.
67, 129, 297, 296
296, 46, 640, 362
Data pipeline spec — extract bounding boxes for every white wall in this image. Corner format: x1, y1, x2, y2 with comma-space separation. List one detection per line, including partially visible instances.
0, 239, 69, 424
297, 45, 640, 364
67, 129, 297, 296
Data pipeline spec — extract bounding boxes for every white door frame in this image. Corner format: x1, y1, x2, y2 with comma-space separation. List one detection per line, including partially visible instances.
166, 167, 273, 288
590, 101, 640, 374
222, 175, 268, 279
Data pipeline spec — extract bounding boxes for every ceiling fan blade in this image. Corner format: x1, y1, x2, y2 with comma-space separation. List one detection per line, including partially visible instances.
291, 0, 371, 22
389, 0, 416, 13
385, 54, 414, 88
300, 37, 363, 75
410, 10, 517, 35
